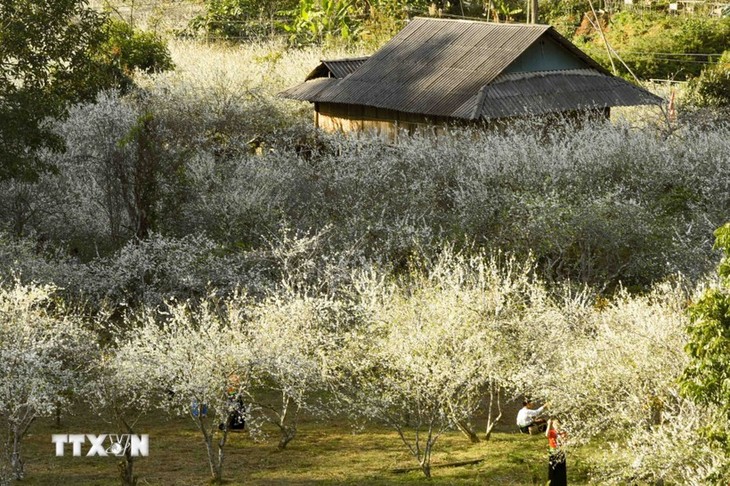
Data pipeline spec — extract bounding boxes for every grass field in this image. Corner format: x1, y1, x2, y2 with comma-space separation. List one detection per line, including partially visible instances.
19, 406, 596, 485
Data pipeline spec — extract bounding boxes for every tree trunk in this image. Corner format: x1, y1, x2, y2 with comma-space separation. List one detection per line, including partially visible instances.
118, 452, 136, 486
528, 0, 538, 23
276, 395, 299, 450
420, 436, 435, 479
455, 420, 480, 444
117, 417, 137, 486
133, 115, 158, 240
202, 434, 221, 484
11, 428, 24, 480
277, 427, 296, 450
195, 414, 225, 485
395, 421, 440, 480
447, 400, 479, 443
213, 428, 228, 484
484, 384, 503, 441
203, 425, 227, 484
9, 412, 34, 482
213, 442, 224, 484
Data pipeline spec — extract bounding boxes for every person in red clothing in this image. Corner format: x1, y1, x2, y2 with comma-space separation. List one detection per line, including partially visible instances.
546, 417, 568, 485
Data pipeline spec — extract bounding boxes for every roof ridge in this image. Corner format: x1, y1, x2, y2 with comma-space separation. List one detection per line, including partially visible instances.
410, 17, 551, 28
321, 56, 370, 63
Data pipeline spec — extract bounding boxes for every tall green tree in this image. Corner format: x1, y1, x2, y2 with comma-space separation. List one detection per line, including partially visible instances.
0, 1, 172, 181
1, 0, 107, 180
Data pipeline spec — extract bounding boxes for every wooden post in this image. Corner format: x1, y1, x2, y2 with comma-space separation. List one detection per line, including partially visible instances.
585, 2, 617, 75
529, 0, 538, 23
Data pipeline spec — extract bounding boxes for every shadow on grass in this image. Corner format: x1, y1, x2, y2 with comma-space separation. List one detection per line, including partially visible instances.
18, 408, 591, 485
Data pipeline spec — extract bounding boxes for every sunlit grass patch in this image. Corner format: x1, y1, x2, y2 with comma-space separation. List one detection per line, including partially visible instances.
20, 408, 594, 485
138, 38, 371, 96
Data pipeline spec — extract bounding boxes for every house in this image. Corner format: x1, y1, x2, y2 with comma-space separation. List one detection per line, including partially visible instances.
279, 18, 663, 137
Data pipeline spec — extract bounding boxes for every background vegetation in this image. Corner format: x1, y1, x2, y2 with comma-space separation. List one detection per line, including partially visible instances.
1, 0, 729, 484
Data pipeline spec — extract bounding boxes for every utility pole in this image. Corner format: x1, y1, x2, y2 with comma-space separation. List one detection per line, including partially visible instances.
527, 0, 539, 23
585, 0, 618, 75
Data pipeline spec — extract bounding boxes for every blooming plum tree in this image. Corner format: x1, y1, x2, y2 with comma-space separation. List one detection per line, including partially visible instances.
334, 251, 532, 477
0, 283, 97, 481
114, 297, 253, 484
510, 278, 714, 484
245, 290, 338, 449
549, 284, 688, 429
91, 313, 167, 486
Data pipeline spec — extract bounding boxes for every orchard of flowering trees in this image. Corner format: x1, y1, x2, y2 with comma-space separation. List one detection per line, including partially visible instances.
2, 6, 730, 482
2, 235, 729, 484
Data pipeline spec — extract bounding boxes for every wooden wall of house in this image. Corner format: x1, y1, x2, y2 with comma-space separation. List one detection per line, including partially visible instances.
315, 102, 454, 140
314, 102, 611, 139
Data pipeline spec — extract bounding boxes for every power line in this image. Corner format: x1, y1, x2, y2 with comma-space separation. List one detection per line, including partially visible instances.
613, 53, 718, 64
615, 50, 726, 57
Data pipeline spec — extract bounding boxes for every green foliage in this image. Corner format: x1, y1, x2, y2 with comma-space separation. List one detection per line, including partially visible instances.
575, 12, 730, 80
718, 224, 730, 282
0, 1, 173, 182
282, 0, 441, 46
190, 0, 298, 40
0, 0, 108, 180
283, 0, 361, 46
190, 0, 466, 45
491, 0, 523, 22
681, 223, 730, 446
542, 0, 588, 27
101, 19, 174, 77
686, 51, 730, 108
358, 0, 421, 45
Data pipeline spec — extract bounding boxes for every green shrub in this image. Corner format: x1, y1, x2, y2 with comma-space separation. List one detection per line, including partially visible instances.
282, 0, 362, 46
686, 51, 730, 107
59, 19, 175, 98
0, 0, 109, 180
101, 19, 174, 76
680, 223, 730, 474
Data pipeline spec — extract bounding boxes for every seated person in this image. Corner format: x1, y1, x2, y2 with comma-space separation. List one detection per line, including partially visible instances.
219, 374, 246, 431
516, 398, 548, 434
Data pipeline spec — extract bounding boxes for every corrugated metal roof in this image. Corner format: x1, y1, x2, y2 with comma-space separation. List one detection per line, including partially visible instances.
335, 19, 551, 117
478, 69, 663, 119
280, 18, 662, 120
285, 18, 551, 117
325, 57, 369, 78
304, 57, 369, 81
279, 77, 338, 100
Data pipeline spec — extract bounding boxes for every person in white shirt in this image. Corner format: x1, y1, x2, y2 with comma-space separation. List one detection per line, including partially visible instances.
516, 398, 548, 434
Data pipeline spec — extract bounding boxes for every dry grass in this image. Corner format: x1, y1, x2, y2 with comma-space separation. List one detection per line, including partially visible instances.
89, 0, 205, 33
19, 406, 594, 485
152, 38, 370, 93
